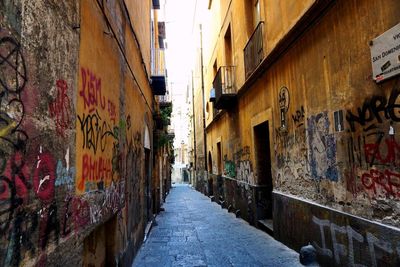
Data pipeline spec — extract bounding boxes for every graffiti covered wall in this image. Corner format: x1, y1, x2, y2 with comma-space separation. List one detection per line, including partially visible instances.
267, 0, 400, 265
201, 0, 400, 265
0, 0, 154, 266
274, 192, 400, 266
76, 66, 120, 193
0, 1, 81, 266
345, 84, 400, 199
261, 0, 400, 226
121, 75, 147, 259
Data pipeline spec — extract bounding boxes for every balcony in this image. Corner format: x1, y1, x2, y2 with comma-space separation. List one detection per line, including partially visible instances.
151, 48, 167, 95
244, 22, 264, 79
152, 0, 160, 9
157, 94, 172, 108
150, 76, 166, 95
213, 66, 236, 110
167, 128, 175, 140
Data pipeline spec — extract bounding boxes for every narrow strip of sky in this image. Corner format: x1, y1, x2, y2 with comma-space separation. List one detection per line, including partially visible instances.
164, 0, 197, 87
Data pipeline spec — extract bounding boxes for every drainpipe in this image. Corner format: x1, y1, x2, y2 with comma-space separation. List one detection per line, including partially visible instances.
200, 24, 207, 185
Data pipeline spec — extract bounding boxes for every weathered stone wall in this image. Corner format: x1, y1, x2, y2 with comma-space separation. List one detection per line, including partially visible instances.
0, 0, 154, 266
0, 1, 81, 266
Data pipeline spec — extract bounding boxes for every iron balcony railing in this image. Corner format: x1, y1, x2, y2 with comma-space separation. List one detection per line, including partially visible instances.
213, 66, 236, 110
244, 21, 264, 79
157, 94, 171, 104
150, 48, 167, 95
213, 66, 236, 97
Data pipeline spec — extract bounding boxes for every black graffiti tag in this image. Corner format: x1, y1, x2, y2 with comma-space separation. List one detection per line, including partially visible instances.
0, 37, 27, 94
346, 86, 400, 132
77, 111, 117, 154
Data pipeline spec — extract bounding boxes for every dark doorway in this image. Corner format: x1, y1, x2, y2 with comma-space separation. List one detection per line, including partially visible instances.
253, 121, 273, 232
145, 148, 151, 222
83, 216, 117, 267
217, 142, 222, 175
207, 151, 213, 196
208, 151, 213, 173
216, 142, 224, 201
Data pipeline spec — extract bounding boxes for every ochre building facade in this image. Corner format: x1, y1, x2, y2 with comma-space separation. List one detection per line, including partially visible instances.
0, 0, 171, 266
192, 0, 400, 266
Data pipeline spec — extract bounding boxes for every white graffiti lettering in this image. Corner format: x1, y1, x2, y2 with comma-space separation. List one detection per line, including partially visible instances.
313, 216, 397, 266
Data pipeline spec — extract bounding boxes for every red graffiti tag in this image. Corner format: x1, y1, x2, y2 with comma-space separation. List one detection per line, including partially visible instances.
49, 80, 72, 137
77, 154, 112, 191
364, 137, 400, 166
33, 152, 56, 204
80, 68, 106, 112
72, 197, 90, 230
361, 169, 400, 198
0, 152, 30, 202
62, 196, 91, 237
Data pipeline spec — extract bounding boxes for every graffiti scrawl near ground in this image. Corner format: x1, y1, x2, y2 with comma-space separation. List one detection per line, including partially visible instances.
233, 146, 254, 184
223, 154, 236, 178
275, 105, 310, 186
313, 215, 398, 266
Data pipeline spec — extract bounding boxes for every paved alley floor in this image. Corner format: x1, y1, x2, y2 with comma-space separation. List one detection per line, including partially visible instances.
132, 184, 302, 267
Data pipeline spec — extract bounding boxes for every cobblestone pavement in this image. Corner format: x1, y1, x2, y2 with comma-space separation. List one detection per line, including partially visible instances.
132, 184, 302, 267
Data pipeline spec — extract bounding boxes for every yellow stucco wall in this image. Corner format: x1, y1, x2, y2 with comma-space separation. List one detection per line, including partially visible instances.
77, 0, 121, 193
77, 0, 154, 264
202, 0, 400, 226
125, 0, 152, 77
264, 0, 315, 53
0, 0, 158, 265
203, 0, 317, 108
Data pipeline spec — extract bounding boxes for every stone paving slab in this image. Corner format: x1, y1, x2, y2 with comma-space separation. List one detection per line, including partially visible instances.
132, 184, 302, 267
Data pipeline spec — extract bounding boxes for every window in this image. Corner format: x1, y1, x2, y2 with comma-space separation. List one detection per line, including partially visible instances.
224, 25, 232, 66
245, 0, 261, 36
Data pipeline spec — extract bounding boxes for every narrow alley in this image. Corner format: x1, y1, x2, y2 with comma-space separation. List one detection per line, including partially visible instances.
133, 185, 301, 267
1, 0, 400, 266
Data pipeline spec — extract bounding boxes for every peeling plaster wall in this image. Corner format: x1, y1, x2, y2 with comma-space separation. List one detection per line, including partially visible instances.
269, 0, 400, 226
202, 0, 400, 265
269, 1, 400, 262
0, 0, 153, 266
